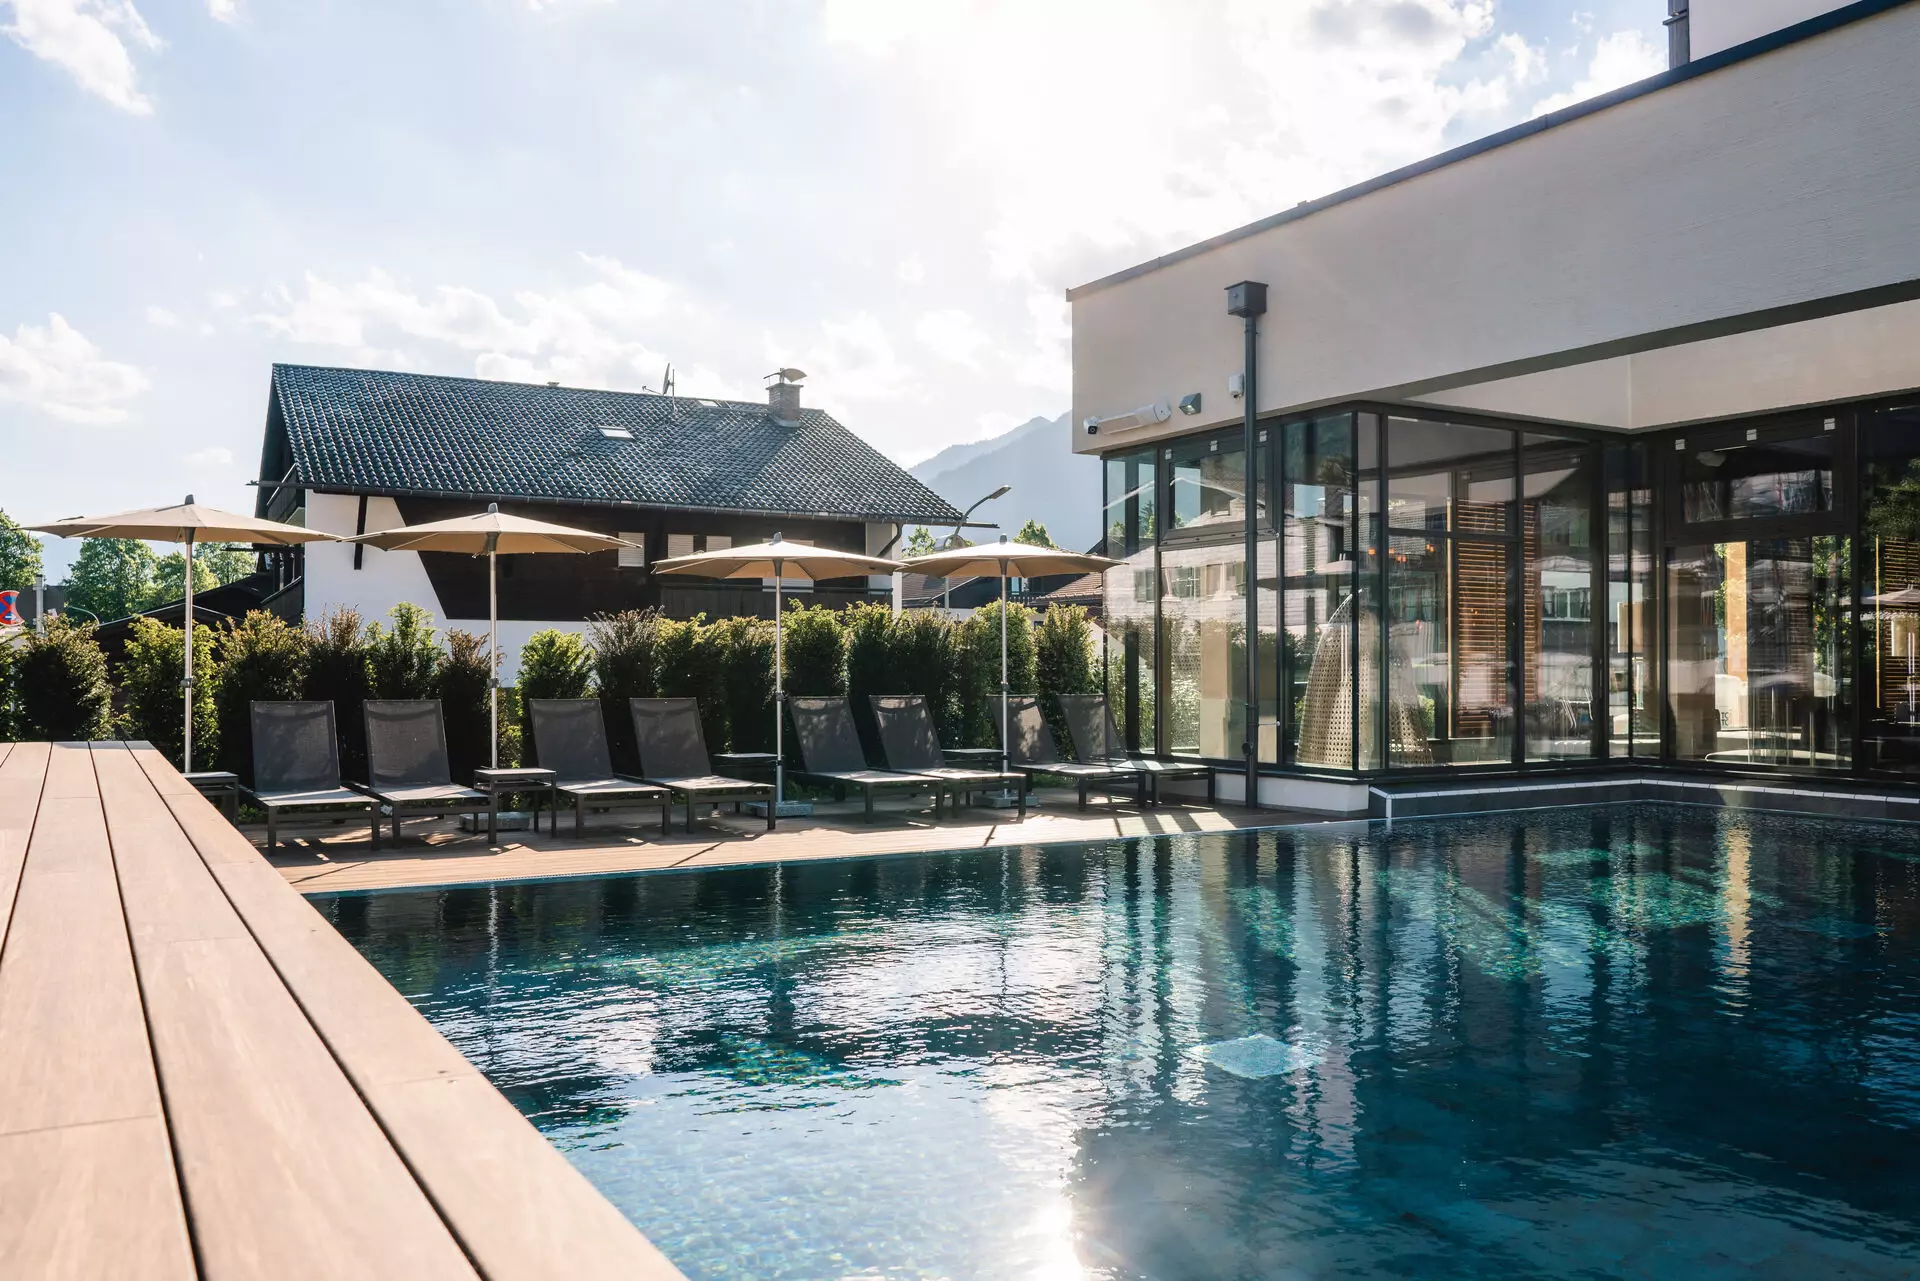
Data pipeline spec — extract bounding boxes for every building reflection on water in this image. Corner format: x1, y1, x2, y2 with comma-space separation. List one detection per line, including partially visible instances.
319, 807, 1920, 1279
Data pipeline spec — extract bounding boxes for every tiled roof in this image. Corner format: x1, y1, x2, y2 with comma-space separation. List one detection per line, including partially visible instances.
267, 364, 966, 525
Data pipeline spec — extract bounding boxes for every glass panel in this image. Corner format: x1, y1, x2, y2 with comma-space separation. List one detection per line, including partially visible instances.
1356, 415, 1384, 770
1103, 449, 1157, 752
1166, 433, 1246, 535
1283, 414, 1358, 770
1386, 418, 1515, 535
1387, 532, 1512, 767
1606, 443, 1658, 758
1668, 539, 1850, 768
1861, 406, 1920, 773
1679, 423, 1834, 523
1161, 542, 1248, 759
1523, 437, 1597, 762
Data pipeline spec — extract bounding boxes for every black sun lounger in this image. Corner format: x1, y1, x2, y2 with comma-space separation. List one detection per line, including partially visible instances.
1057, 694, 1216, 807
1000, 695, 1144, 810
629, 697, 777, 832
360, 700, 491, 842
245, 700, 381, 852
787, 696, 942, 822
529, 699, 674, 837
868, 694, 1027, 819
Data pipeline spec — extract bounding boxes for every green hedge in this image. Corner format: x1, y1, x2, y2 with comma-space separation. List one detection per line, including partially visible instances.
9, 601, 1097, 779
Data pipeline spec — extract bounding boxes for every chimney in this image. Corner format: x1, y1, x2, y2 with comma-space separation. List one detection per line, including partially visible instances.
766, 367, 806, 426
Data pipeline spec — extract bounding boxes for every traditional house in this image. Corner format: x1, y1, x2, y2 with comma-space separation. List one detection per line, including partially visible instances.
253, 364, 966, 675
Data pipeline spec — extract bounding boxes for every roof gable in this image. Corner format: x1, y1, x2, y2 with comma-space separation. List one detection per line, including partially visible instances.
267, 364, 966, 525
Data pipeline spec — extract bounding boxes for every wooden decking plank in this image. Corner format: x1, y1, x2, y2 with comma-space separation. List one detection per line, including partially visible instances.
100, 746, 482, 1281
0, 742, 194, 1281
0, 1117, 195, 1281
94, 745, 252, 948
157, 755, 690, 1281
0, 741, 51, 949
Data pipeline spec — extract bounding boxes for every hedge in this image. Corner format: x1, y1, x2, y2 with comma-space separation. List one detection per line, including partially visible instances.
1, 599, 1101, 784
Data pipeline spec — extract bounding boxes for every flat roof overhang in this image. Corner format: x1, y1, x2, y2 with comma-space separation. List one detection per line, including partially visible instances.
1070, 0, 1920, 449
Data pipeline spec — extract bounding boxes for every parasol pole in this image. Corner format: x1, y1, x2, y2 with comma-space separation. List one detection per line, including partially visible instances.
774, 544, 785, 806
486, 504, 500, 770
182, 516, 195, 773
1000, 552, 1010, 776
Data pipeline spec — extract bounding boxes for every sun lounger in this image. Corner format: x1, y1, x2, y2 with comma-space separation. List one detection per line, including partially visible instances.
1057, 694, 1216, 806
787, 696, 942, 822
529, 699, 674, 837
999, 695, 1145, 810
868, 694, 1027, 819
361, 700, 491, 842
629, 697, 777, 832
244, 700, 381, 851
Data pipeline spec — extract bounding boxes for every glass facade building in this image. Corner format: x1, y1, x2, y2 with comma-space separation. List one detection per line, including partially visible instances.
1103, 399, 1920, 782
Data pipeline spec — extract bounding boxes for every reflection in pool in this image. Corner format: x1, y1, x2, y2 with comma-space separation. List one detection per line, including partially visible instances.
317, 805, 1920, 1279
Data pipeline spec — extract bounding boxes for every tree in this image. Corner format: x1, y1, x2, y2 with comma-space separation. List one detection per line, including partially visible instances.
1015, 519, 1057, 549
65, 538, 158, 621
151, 543, 256, 603
902, 526, 938, 558
15, 618, 113, 741
365, 603, 441, 698
0, 508, 43, 593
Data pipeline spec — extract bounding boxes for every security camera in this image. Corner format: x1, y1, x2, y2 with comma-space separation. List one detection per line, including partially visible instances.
1084, 417, 1101, 435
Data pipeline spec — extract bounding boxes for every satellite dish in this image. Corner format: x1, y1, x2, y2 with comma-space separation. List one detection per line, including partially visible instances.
662, 363, 676, 398
766, 367, 807, 384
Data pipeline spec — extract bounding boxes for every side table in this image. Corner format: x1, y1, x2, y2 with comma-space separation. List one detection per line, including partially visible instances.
184, 770, 240, 822
474, 767, 558, 844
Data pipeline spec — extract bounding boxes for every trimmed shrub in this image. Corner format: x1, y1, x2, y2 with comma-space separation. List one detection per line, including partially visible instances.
888, 608, 958, 742
781, 603, 846, 696
438, 629, 497, 783
303, 607, 372, 782
655, 616, 729, 751
365, 602, 440, 699
516, 629, 594, 765
713, 615, 775, 753
0, 641, 16, 741
213, 611, 306, 784
1035, 604, 1098, 756
116, 616, 217, 768
589, 610, 662, 773
957, 601, 1035, 749
841, 602, 895, 758
15, 617, 113, 742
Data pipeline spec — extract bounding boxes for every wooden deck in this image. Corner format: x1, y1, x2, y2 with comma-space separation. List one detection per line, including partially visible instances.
0, 741, 686, 1281
266, 790, 1319, 895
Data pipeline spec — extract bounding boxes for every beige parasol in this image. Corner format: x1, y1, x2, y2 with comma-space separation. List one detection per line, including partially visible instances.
653, 533, 903, 807
30, 495, 338, 772
904, 535, 1119, 774
346, 504, 641, 766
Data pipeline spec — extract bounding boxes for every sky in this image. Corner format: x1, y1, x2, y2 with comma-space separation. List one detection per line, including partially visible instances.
1, 0, 1667, 578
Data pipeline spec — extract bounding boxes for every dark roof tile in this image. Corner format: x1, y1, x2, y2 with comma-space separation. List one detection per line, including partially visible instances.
269, 364, 966, 525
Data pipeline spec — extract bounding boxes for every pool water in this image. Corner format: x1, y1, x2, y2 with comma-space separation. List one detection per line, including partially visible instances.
317, 805, 1920, 1280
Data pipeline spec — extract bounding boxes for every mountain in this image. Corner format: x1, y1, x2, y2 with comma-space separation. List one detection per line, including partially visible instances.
908, 413, 1102, 551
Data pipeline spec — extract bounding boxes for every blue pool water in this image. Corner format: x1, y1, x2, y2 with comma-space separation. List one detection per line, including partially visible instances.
316, 805, 1920, 1279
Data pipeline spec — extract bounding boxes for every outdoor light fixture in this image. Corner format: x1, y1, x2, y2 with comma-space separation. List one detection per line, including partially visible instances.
1083, 403, 1173, 435
1178, 393, 1203, 416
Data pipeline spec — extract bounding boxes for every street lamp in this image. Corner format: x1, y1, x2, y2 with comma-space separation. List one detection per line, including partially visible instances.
943, 484, 1011, 613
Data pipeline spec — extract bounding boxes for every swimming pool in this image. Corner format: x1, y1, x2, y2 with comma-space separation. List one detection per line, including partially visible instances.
317, 805, 1920, 1279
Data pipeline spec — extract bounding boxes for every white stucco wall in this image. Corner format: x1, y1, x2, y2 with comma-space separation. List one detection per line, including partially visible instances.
1069, 1, 1920, 450
1691, 0, 1857, 58
304, 492, 589, 682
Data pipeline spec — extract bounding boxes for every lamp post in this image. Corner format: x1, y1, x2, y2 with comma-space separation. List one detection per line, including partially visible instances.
942, 483, 1011, 613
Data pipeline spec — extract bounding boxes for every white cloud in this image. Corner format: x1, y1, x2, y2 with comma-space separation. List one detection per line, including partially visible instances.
821, 0, 1534, 287
896, 256, 926, 285
1, 0, 162, 114
1531, 30, 1664, 117
185, 445, 232, 467
913, 308, 991, 370
144, 303, 178, 328
0, 313, 148, 423
248, 255, 737, 398
772, 312, 918, 406
206, 0, 239, 22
